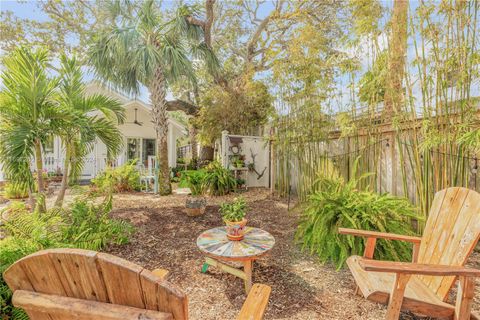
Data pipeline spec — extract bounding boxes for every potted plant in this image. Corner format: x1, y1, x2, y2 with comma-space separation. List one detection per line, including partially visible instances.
220, 197, 247, 241
230, 155, 239, 168
184, 171, 207, 217
236, 178, 246, 188
234, 158, 245, 168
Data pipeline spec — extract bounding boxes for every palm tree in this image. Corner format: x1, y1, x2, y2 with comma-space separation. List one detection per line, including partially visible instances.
54, 55, 125, 207
89, 0, 216, 195
0, 47, 62, 212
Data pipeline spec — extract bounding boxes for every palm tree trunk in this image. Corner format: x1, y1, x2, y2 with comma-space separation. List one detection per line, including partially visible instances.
189, 123, 198, 163
150, 67, 172, 195
34, 139, 46, 212
28, 188, 36, 211
55, 145, 70, 207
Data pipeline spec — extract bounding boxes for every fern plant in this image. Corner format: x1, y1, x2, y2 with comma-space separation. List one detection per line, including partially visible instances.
296, 167, 422, 269
91, 160, 141, 194
0, 194, 132, 319
62, 194, 133, 249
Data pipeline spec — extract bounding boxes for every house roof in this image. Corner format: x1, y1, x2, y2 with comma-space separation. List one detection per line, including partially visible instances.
85, 82, 188, 133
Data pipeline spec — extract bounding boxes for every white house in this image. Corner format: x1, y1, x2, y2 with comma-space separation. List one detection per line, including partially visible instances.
0, 83, 188, 182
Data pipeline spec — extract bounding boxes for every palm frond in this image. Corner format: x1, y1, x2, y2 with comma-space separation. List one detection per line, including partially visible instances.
0, 47, 60, 190
160, 35, 197, 86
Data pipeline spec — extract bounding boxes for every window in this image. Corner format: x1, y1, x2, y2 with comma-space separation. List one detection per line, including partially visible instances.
142, 139, 156, 167
127, 138, 141, 161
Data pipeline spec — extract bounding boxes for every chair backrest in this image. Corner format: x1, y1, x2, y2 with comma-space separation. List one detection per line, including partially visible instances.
417, 187, 480, 301
3, 248, 188, 320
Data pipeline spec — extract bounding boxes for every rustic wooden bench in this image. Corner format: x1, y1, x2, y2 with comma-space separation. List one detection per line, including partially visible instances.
3, 248, 271, 319
340, 187, 480, 320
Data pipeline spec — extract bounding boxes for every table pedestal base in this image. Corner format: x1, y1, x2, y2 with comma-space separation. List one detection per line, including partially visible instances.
201, 257, 253, 293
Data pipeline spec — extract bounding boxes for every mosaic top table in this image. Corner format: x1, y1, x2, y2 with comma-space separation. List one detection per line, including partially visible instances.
196, 226, 275, 293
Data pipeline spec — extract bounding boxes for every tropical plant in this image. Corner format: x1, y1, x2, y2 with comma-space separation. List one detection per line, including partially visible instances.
219, 197, 247, 222
55, 54, 125, 207
3, 182, 29, 200
62, 195, 133, 249
0, 47, 62, 212
91, 161, 142, 194
89, 0, 217, 195
0, 194, 132, 319
296, 172, 421, 269
203, 161, 237, 196
183, 170, 206, 196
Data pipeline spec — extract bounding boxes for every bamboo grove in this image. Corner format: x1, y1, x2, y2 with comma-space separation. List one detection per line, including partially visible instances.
271, 1, 480, 227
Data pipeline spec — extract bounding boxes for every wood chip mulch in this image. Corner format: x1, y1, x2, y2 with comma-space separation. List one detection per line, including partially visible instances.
104, 188, 480, 320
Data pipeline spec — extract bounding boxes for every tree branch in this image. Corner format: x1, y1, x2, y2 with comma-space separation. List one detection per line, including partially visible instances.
245, 0, 285, 64
166, 99, 199, 115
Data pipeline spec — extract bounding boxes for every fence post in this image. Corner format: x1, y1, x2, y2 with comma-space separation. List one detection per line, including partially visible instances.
221, 130, 229, 168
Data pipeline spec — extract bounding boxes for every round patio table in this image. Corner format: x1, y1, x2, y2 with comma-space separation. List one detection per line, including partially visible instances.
196, 226, 275, 293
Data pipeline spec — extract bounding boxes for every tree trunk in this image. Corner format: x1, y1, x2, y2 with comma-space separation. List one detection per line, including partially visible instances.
55, 145, 70, 207
34, 139, 46, 212
190, 86, 200, 166
383, 0, 409, 117
189, 124, 198, 163
150, 67, 172, 195
27, 188, 36, 211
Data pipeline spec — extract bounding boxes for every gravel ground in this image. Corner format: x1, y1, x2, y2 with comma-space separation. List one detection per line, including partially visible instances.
103, 188, 479, 320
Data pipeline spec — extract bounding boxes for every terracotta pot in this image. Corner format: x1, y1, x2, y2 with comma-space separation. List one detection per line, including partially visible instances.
224, 218, 247, 241
185, 196, 207, 217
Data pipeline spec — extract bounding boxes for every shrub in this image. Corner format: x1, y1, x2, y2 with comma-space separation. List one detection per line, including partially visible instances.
3, 182, 29, 199
296, 173, 421, 269
92, 160, 141, 193
171, 166, 184, 183
175, 169, 193, 187
0, 194, 133, 319
203, 161, 236, 196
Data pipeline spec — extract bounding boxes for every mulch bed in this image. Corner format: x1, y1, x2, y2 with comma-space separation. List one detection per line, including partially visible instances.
104, 188, 480, 320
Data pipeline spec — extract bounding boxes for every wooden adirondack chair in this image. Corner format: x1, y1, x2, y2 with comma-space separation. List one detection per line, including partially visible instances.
3, 248, 271, 320
339, 187, 480, 320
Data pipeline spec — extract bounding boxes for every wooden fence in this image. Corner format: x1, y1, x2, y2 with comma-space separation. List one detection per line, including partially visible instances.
272, 127, 479, 215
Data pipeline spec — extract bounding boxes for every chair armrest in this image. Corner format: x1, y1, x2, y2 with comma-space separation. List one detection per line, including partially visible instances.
151, 268, 169, 280
358, 258, 480, 277
338, 228, 422, 243
237, 284, 271, 320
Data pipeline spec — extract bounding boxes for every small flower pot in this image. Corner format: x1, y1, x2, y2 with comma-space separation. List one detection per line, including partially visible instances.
224, 218, 247, 241
185, 196, 207, 217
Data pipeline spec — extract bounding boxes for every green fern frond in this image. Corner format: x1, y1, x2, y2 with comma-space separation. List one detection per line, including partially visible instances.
296, 171, 421, 269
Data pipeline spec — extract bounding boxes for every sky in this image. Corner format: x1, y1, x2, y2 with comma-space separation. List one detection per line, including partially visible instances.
0, 0, 180, 102
0, 0, 273, 103
1, 0, 479, 114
